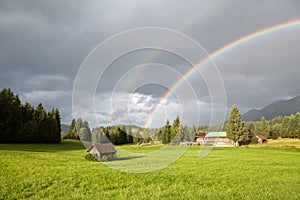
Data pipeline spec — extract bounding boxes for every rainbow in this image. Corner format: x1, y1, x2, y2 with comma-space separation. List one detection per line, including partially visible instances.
121, 1, 226, 95
144, 19, 300, 127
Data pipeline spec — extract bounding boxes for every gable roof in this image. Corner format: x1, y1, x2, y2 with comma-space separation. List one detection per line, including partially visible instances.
205, 132, 227, 138
256, 135, 267, 140
197, 132, 207, 138
87, 143, 117, 154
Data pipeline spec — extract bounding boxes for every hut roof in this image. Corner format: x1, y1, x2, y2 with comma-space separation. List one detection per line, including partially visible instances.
256, 135, 267, 140
87, 143, 117, 154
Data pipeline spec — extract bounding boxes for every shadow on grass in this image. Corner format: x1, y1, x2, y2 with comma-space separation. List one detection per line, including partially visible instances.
0, 140, 86, 152
113, 155, 145, 161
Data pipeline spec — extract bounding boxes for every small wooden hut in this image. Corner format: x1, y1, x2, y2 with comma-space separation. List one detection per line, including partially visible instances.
87, 143, 117, 160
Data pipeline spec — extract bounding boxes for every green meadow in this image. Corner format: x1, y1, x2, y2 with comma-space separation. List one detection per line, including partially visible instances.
0, 140, 299, 199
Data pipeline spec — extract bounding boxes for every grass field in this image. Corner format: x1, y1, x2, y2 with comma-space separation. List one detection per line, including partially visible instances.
249, 138, 300, 148
0, 140, 299, 199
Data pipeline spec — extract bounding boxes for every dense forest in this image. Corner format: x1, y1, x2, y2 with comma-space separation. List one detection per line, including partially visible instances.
0, 88, 61, 143
243, 113, 300, 139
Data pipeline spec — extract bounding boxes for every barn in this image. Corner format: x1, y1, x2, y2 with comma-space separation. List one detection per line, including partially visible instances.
87, 143, 117, 161
256, 135, 268, 143
205, 132, 234, 146
196, 132, 207, 144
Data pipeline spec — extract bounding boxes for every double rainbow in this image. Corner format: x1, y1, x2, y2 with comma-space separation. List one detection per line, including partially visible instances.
144, 19, 300, 127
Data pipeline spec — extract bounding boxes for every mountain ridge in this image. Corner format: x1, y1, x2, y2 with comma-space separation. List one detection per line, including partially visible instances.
61, 124, 70, 133
242, 95, 300, 121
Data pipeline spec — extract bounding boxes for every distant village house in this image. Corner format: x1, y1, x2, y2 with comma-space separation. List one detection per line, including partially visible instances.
255, 135, 268, 144
205, 132, 234, 146
196, 132, 207, 144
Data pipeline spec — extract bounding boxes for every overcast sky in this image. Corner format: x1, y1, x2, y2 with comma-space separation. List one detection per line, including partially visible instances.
1, 0, 300, 128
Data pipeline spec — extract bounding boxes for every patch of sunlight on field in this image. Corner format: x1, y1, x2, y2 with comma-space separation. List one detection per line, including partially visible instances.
249, 138, 300, 148
106, 145, 188, 173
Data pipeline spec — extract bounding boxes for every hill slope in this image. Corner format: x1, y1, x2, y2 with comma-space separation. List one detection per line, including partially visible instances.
61, 124, 70, 133
243, 95, 300, 121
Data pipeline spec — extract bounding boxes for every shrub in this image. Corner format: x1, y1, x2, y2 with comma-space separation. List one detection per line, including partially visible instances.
101, 155, 108, 162
251, 136, 258, 144
85, 153, 98, 161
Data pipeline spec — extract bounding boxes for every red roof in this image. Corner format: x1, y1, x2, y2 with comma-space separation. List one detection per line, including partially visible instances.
197, 132, 207, 138
256, 135, 267, 140
87, 143, 117, 154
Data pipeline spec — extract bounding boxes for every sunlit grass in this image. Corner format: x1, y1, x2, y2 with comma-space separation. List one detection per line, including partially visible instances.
249, 138, 300, 148
0, 140, 299, 199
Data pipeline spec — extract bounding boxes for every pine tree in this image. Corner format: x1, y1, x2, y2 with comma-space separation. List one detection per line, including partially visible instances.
52, 108, 61, 143
65, 118, 79, 140
170, 116, 181, 143
162, 119, 171, 144
0, 88, 62, 143
226, 105, 248, 146
0, 88, 22, 142
34, 103, 47, 142
76, 119, 91, 141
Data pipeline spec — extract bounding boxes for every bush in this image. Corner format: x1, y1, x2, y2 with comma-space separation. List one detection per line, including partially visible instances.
101, 155, 108, 162
85, 153, 98, 161
251, 136, 258, 144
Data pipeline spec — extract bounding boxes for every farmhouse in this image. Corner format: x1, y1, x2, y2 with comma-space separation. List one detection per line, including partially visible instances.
196, 132, 207, 144
87, 143, 117, 160
205, 132, 233, 146
256, 135, 268, 143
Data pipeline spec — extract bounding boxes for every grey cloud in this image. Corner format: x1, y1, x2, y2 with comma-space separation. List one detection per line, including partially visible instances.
0, 1, 300, 126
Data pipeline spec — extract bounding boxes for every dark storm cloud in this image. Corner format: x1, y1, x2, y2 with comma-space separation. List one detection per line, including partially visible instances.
0, 0, 300, 125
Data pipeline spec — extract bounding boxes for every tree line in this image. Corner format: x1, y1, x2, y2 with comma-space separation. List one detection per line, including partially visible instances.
0, 88, 61, 143
63, 116, 204, 145
62, 118, 92, 141
226, 105, 300, 146
63, 120, 135, 145
63, 105, 300, 146
243, 113, 300, 139
161, 116, 192, 144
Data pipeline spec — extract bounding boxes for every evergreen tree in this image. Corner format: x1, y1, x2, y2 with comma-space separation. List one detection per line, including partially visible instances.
76, 119, 91, 141
179, 124, 189, 142
47, 108, 61, 143
260, 117, 269, 138
281, 117, 289, 138
54, 109, 61, 143
162, 119, 171, 144
35, 103, 47, 142
125, 126, 134, 143
226, 105, 248, 146
157, 129, 162, 141
0, 88, 22, 142
0, 88, 62, 143
170, 116, 181, 142
295, 112, 300, 138
288, 114, 299, 138
119, 126, 127, 144
63, 118, 79, 140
